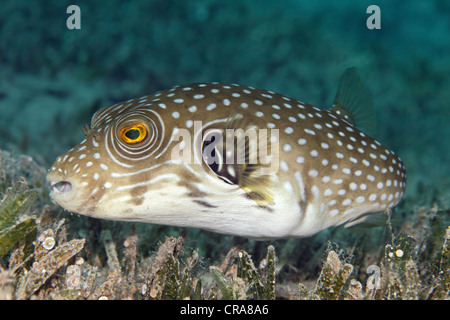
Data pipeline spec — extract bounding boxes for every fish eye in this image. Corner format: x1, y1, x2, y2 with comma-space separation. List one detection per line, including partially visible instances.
119, 122, 148, 144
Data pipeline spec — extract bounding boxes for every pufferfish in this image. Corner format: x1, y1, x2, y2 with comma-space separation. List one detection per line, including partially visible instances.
47, 68, 406, 239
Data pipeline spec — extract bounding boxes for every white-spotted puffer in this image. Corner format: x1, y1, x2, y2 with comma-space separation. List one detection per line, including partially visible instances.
47, 68, 406, 239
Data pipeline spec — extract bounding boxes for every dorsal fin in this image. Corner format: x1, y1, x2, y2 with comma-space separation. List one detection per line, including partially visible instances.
330, 67, 376, 134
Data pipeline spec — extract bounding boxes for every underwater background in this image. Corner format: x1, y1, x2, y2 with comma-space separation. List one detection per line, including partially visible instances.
0, 0, 449, 300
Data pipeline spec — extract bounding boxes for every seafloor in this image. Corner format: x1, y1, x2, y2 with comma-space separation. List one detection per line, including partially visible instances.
0, 1, 449, 300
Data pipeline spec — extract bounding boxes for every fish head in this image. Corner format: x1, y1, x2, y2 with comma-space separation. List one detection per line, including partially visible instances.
46, 94, 260, 228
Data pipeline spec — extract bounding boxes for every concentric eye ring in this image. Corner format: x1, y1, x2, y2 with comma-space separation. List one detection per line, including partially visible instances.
107, 110, 165, 163
119, 122, 149, 144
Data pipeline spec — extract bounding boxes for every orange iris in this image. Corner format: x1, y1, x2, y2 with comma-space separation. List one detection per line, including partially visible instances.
119, 122, 148, 144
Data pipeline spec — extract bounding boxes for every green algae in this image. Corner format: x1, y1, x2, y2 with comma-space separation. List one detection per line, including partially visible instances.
426, 226, 450, 299
298, 250, 354, 300
0, 149, 449, 300
0, 218, 36, 257
237, 246, 276, 300
0, 182, 37, 257
210, 266, 239, 299
209, 245, 277, 300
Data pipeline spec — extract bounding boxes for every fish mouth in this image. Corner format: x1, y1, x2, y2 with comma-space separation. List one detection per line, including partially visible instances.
49, 180, 73, 193
47, 174, 92, 214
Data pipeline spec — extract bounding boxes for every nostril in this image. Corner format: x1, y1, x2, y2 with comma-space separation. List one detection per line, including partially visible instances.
50, 181, 72, 193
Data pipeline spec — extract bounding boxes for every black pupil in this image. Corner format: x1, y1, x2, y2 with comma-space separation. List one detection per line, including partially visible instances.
125, 128, 140, 140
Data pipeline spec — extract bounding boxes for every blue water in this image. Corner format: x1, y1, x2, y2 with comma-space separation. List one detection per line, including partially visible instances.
0, 1, 449, 220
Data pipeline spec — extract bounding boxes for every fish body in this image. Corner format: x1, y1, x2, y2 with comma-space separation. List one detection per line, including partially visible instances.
47, 70, 406, 238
